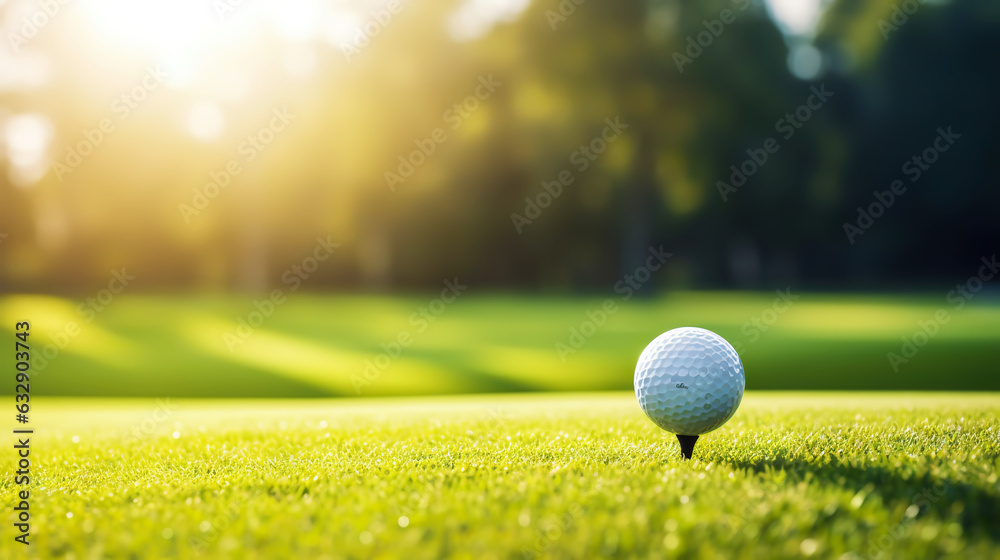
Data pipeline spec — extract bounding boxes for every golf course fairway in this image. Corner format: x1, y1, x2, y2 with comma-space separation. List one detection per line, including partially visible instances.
2, 392, 998, 559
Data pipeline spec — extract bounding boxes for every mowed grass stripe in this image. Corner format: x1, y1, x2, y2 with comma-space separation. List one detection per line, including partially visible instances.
2, 293, 999, 397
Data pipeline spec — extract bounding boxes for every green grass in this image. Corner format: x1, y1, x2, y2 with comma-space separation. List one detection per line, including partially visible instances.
1, 292, 999, 397
3, 393, 998, 559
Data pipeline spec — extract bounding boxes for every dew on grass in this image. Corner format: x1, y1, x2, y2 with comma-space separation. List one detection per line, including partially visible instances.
14, 393, 1000, 558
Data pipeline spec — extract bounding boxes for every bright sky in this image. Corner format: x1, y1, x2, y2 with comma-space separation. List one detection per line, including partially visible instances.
0, 0, 830, 188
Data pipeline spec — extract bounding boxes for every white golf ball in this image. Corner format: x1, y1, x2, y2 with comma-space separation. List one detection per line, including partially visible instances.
634, 327, 744, 435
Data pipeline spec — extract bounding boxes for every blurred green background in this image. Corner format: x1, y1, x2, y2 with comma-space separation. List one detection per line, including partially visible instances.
1, 0, 998, 395
2, 292, 997, 396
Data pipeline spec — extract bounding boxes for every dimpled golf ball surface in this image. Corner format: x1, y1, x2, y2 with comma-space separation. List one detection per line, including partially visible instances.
634, 327, 744, 435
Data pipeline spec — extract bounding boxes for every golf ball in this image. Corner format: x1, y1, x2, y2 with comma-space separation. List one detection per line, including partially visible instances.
634, 327, 744, 435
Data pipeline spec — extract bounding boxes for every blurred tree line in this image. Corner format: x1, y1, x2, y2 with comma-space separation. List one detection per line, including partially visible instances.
0, 0, 997, 294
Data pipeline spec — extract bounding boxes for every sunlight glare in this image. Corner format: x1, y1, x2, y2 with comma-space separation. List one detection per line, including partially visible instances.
268, 0, 324, 42
283, 44, 319, 78
185, 102, 225, 142
765, 0, 825, 36
324, 10, 364, 48
80, 0, 221, 88
81, 0, 219, 53
3, 113, 53, 188
448, 0, 531, 42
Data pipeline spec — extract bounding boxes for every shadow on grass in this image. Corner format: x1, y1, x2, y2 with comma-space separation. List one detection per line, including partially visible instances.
721, 454, 1000, 542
